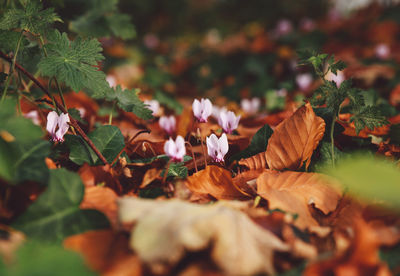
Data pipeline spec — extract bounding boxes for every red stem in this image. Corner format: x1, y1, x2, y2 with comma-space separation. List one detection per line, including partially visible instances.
0, 50, 109, 165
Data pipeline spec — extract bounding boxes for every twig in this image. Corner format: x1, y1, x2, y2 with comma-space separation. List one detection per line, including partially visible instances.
185, 141, 198, 173
0, 50, 109, 165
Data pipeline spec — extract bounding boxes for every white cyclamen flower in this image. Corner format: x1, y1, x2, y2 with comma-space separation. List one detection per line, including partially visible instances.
46, 111, 70, 142
164, 135, 186, 162
296, 73, 313, 91
159, 115, 176, 136
145, 100, 160, 116
206, 133, 229, 162
241, 98, 260, 115
192, 98, 213, 123
218, 110, 240, 134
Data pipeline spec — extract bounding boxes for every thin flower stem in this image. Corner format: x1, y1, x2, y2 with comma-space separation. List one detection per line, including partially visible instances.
108, 101, 116, 125
330, 113, 336, 168
185, 141, 198, 173
162, 160, 172, 185
197, 127, 207, 167
0, 50, 109, 165
1, 31, 24, 103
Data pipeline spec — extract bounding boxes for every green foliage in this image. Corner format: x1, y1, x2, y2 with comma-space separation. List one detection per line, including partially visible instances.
12, 169, 110, 242
38, 30, 110, 95
304, 51, 388, 135
154, 90, 183, 115
66, 125, 125, 166
324, 154, 400, 209
0, 30, 28, 53
0, 241, 96, 276
0, 99, 50, 184
350, 106, 388, 134
161, 155, 192, 178
265, 89, 286, 112
0, 1, 61, 35
105, 86, 153, 120
230, 124, 273, 162
70, 0, 135, 39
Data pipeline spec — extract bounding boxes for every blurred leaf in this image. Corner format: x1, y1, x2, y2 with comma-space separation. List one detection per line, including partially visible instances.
230, 123, 273, 162
119, 198, 288, 275
324, 154, 400, 209
154, 91, 183, 115
12, 169, 110, 242
265, 89, 285, 112
0, 241, 96, 276
70, 0, 135, 39
350, 106, 388, 134
66, 125, 125, 166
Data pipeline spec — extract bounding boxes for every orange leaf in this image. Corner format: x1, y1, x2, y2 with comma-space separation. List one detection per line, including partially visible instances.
185, 165, 252, 200
257, 170, 342, 229
80, 186, 119, 228
266, 102, 325, 170
239, 152, 268, 170
64, 230, 141, 276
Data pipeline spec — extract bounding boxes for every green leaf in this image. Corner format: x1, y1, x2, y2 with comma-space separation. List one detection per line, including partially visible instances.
70, 0, 135, 39
265, 89, 286, 112
154, 90, 183, 115
106, 86, 153, 120
38, 30, 111, 96
350, 106, 388, 134
1, 241, 96, 276
0, 1, 61, 35
0, 99, 49, 184
12, 169, 110, 242
66, 125, 125, 165
161, 155, 192, 179
230, 124, 273, 162
324, 154, 400, 209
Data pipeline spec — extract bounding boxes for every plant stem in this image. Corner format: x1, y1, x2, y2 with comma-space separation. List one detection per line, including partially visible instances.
185, 141, 198, 173
108, 101, 116, 125
1, 31, 24, 103
162, 160, 172, 185
0, 50, 109, 165
330, 113, 336, 168
197, 127, 207, 167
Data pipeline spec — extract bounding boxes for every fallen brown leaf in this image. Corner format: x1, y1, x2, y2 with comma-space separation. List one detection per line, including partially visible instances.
80, 186, 119, 229
257, 170, 342, 230
118, 198, 289, 275
266, 102, 325, 170
185, 165, 253, 200
239, 151, 268, 170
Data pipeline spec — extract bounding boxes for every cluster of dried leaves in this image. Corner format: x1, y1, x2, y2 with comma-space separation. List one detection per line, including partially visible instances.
2, 3, 400, 276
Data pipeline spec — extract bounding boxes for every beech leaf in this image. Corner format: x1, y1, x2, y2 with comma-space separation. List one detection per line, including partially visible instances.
266, 102, 325, 170
185, 165, 253, 200
118, 198, 289, 275
257, 170, 342, 229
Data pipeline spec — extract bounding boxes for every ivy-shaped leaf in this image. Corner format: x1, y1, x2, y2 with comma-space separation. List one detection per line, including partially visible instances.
66, 125, 125, 166
38, 30, 111, 96
12, 169, 110, 242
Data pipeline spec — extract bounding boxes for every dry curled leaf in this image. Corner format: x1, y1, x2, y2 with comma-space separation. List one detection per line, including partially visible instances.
239, 151, 268, 170
257, 170, 342, 230
266, 102, 325, 170
118, 198, 289, 275
185, 165, 252, 200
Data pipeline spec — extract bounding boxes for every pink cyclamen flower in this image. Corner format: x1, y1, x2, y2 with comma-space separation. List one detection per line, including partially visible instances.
326, 70, 345, 88
164, 135, 186, 162
144, 100, 160, 116
218, 110, 240, 134
299, 18, 316, 32
375, 43, 390, 59
296, 73, 313, 91
192, 98, 212, 123
276, 19, 293, 36
46, 111, 70, 142
241, 98, 260, 115
159, 115, 176, 136
206, 133, 229, 162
